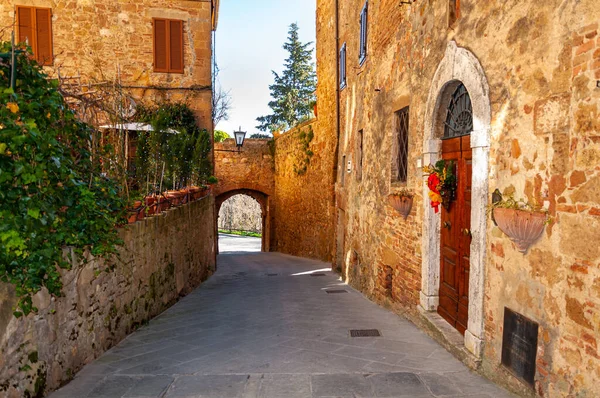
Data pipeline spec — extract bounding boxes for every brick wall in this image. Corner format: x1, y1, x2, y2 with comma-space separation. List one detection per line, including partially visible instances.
0, 197, 216, 397
318, 0, 600, 396
0, 0, 215, 128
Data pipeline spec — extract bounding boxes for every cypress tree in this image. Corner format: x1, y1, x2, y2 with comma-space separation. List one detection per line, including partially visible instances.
256, 23, 316, 132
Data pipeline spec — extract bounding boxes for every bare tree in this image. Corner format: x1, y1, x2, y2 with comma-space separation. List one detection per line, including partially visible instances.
212, 85, 232, 127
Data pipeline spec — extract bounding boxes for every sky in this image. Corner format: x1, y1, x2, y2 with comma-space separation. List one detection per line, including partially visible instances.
214, 0, 317, 137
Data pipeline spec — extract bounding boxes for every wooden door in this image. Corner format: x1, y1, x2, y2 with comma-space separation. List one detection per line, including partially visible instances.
438, 135, 472, 334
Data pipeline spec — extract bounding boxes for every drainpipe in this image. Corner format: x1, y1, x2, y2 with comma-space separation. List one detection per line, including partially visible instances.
331, 0, 341, 265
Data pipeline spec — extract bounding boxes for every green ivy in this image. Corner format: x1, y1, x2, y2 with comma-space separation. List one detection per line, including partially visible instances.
293, 125, 314, 175
0, 42, 125, 317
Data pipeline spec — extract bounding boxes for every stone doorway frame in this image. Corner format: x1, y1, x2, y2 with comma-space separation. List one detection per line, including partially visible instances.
420, 41, 491, 358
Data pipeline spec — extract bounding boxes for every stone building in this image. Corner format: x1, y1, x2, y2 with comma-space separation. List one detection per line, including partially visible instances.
314, 0, 600, 396
0, 0, 218, 129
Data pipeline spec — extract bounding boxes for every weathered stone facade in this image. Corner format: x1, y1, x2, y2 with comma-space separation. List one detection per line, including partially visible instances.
272, 119, 337, 262
314, 0, 600, 396
0, 0, 217, 129
0, 197, 216, 397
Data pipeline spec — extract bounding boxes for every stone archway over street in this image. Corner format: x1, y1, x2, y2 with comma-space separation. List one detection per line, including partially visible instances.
214, 139, 275, 252
215, 188, 272, 252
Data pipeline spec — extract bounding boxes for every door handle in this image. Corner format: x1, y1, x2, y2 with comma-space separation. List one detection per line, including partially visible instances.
443, 221, 451, 229
462, 228, 471, 237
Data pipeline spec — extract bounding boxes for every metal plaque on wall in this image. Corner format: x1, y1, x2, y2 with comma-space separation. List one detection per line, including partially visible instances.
501, 307, 539, 386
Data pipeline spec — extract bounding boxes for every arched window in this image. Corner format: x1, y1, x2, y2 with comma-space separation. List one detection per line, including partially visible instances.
444, 83, 473, 139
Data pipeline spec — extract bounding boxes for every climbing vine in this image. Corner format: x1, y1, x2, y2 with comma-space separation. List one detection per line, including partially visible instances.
293, 125, 315, 175
0, 42, 125, 317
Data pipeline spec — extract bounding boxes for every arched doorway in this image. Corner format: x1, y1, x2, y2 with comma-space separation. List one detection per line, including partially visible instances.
438, 82, 473, 335
420, 41, 491, 359
215, 188, 272, 252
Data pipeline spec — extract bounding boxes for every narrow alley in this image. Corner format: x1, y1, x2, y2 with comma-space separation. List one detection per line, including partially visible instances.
49, 253, 511, 398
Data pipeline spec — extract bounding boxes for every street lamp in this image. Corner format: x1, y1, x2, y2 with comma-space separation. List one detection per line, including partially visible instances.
214, 126, 247, 153
234, 127, 246, 152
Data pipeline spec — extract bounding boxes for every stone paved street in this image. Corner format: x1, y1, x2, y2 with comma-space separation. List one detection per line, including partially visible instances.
49, 253, 513, 398
219, 234, 262, 253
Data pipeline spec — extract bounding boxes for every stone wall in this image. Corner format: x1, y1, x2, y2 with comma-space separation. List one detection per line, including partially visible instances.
0, 197, 216, 397
213, 139, 275, 198
273, 120, 337, 262
318, 0, 600, 396
0, 0, 215, 128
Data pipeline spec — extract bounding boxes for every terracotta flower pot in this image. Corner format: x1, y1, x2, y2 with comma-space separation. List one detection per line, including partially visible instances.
145, 196, 157, 215
127, 211, 138, 224
179, 188, 190, 205
166, 191, 183, 206
158, 195, 169, 212
133, 200, 145, 221
388, 195, 413, 220
188, 186, 201, 201
493, 208, 547, 254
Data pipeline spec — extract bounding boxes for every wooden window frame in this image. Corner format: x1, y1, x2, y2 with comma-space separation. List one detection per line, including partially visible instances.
359, 1, 368, 66
392, 107, 410, 183
340, 43, 347, 89
16, 6, 53, 66
153, 18, 184, 74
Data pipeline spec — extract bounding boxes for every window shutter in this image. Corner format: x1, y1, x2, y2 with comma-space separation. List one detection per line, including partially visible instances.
153, 19, 168, 72
17, 7, 34, 48
35, 8, 53, 65
169, 20, 184, 73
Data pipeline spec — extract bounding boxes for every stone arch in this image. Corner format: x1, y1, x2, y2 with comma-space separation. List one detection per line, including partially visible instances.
420, 41, 491, 359
215, 186, 273, 252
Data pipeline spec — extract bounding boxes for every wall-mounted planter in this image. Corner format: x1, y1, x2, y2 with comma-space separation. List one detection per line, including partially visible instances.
388, 195, 413, 220
493, 208, 547, 254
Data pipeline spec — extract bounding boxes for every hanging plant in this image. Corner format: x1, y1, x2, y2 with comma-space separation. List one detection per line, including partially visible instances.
388, 189, 414, 220
489, 197, 551, 254
423, 160, 457, 213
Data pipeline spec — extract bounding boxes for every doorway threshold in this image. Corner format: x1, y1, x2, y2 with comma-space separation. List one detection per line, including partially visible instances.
417, 306, 482, 370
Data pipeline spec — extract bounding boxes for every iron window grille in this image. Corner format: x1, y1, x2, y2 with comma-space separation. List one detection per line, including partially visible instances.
444, 83, 473, 139
340, 43, 347, 89
395, 107, 409, 183
359, 1, 368, 65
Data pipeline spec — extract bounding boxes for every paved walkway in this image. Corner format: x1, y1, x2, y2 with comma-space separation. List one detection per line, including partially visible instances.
50, 253, 513, 398
218, 233, 262, 253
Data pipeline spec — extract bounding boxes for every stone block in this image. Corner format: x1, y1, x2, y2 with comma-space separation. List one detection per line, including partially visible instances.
534, 94, 571, 135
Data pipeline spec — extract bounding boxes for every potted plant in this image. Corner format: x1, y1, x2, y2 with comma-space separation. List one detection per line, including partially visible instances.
145, 195, 157, 215
127, 200, 144, 224
423, 160, 457, 213
388, 188, 414, 220
491, 196, 550, 254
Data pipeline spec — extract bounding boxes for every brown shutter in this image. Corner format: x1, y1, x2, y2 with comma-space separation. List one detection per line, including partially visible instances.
17, 7, 34, 48
35, 8, 53, 65
169, 20, 184, 73
153, 19, 168, 72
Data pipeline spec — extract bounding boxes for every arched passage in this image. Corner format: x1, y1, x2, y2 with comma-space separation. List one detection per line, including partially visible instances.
215, 188, 273, 252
